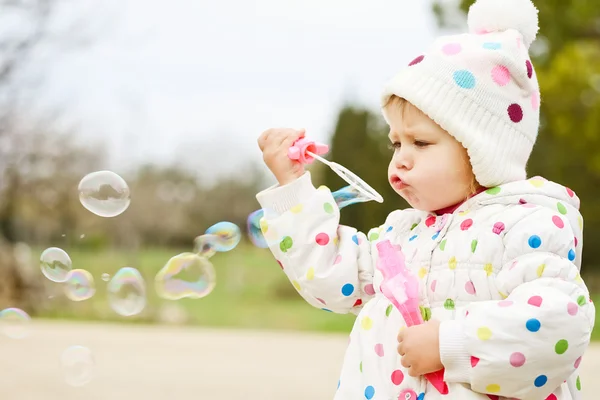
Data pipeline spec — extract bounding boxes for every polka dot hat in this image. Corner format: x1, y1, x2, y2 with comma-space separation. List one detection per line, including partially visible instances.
381, 0, 541, 188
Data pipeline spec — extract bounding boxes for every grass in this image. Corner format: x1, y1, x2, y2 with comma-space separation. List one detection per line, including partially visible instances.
36, 243, 600, 339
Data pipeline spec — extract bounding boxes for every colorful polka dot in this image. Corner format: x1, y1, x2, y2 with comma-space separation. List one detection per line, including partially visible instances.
391, 369, 404, 385
418, 267, 427, 279
410, 223, 418, 230
577, 295, 586, 306
486, 384, 501, 393
374, 343, 385, 357
361, 316, 373, 330
432, 232, 440, 240
461, 218, 473, 230
529, 178, 544, 187
306, 267, 315, 280
290, 204, 304, 213
448, 257, 457, 270
471, 356, 480, 367
315, 233, 329, 246
409, 235, 418, 241
477, 327, 492, 340
557, 202, 567, 215
575, 356, 582, 369
352, 235, 359, 245
359, 362, 362, 373
526, 318, 541, 332
442, 43, 462, 55
353, 299, 362, 307
321, 308, 332, 312
568, 302, 579, 316
364, 385, 375, 399
547, 394, 558, 400
323, 202, 334, 214
292, 280, 301, 291
576, 376, 581, 390
364, 284, 375, 296
568, 249, 576, 261
537, 264, 545, 277
465, 281, 476, 295
528, 296, 543, 307
260, 218, 268, 233
555, 339, 569, 354
483, 42, 501, 50
409, 55, 424, 66
385, 304, 393, 317
535, 375, 548, 387
486, 187, 501, 195
510, 352, 526, 367
444, 299, 455, 310
316, 298, 326, 305
440, 239, 447, 251
471, 239, 478, 252
526, 60, 533, 79
508, 103, 523, 123
528, 235, 542, 249
420, 306, 432, 321
491, 65, 510, 86
492, 222, 505, 235
498, 300, 513, 307
280, 236, 293, 252
425, 215, 436, 227
341, 284, 354, 297
454, 70, 476, 89
484, 263, 493, 276
277, 260, 284, 270
552, 215, 565, 228
386, 226, 393, 232
566, 187, 575, 197
369, 232, 379, 241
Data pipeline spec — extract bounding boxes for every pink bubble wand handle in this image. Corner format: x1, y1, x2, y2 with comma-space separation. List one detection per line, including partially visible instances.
287, 138, 329, 164
376, 240, 449, 395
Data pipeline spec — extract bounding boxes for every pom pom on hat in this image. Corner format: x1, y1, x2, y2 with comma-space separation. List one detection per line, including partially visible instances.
468, 0, 539, 48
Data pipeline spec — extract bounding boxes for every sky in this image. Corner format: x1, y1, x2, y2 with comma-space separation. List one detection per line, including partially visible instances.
30, 0, 442, 181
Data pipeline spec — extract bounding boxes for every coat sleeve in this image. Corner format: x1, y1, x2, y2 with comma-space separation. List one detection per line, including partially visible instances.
256, 172, 377, 315
439, 207, 595, 399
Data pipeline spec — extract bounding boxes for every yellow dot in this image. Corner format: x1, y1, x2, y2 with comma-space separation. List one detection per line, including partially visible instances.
529, 178, 544, 188
458, 210, 470, 217
537, 264, 545, 277
290, 204, 303, 214
448, 257, 457, 270
498, 291, 508, 299
306, 267, 315, 281
318, 185, 329, 191
292, 281, 301, 292
418, 267, 427, 279
576, 273, 583, 283
477, 327, 492, 341
259, 218, 268, 233
484, 263, 493, 276
578, 216, 583, 231
361, 316, 373, 330
333, 237, 339, 246
486, 384, 501, 393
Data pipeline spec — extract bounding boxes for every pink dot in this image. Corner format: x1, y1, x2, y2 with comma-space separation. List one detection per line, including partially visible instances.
510, 352, 526, 367
528, 296, 543, 307
499, 300, 514, 307
315, 233, 329, 246
574, 356, 582, 369
465, 281, 476, 295
374, 343, 385, 357
430, 280, 437, 292
546, 395, 557, 400
531, 91, 540, 110
391, 369, 404, 385
364, 284, 375, 296
508, 103, 524, 123
552, 216, 565, 229
567, 302, 578, 316
491, 65, 511, 86
526, 60, 533, 78
334, 255, 342, 264
471, 356, 480, 367
277, 260, 284, 269
409, 55, 424, 66
442, 43, 462, 55
461, 218, 473, 231
425, 215, 436, 227
492, 222, 505, 235
566, 187, 575, 197
316, 298, 326, 305
574, 236, 578, 247
475, 28, 489, 35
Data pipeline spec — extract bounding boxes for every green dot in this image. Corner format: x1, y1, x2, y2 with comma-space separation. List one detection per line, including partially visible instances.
369, 232, 379, 241
555, 339, 569, 354
577, 295, 586, 306
576, 376, 581, 390
280, 236, 293, 252
323, 203, 334, 214
440, 239, 447, 251
557, 202, 567, 215
385, 304, 393, 317
410, 223, 418, 231
486, 187, 501, 195
359, 361, 363, 373
471, 239, 478, 253
420, 306, 431, 321
444, 299, 455, 310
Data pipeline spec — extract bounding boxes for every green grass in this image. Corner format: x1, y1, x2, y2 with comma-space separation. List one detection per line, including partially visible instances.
37, 244, 600, 339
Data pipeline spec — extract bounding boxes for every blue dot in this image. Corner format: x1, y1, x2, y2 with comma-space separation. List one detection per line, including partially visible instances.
453, 70, 476, 89
483, 42, 502, 50
352, 235, 359, 245
528, 235, 542, 248
526, 318, 541, 332
432, 232, 440, 240
364, 386, 375, 399
409, 235, 418, 241
568, 249, 576, 261
534, 375, 548, 387
417, 394, 425, 400
386, 226, 393, 232
341, 284, 355, 296
322, 308, 333, 312
337, 380, 340, 389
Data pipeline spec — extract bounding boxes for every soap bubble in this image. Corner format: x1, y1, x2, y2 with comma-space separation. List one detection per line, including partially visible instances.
246, 209, 268, 248
101, 273, 110, 282
205, 221, 241, 252
40, 247, 72, 282
78, 171, 131, 218
155, 253, 216, 300
107, 267, 146, 316
193, 234, 219, 258
61, 346, 94, 387
0, 308, 31, 339
63, 269, 96, 301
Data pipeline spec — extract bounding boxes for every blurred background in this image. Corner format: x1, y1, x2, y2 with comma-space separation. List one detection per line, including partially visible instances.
0, 0, 599, 397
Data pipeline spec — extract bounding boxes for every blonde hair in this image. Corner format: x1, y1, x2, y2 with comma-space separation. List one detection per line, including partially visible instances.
384, 95, 481, 198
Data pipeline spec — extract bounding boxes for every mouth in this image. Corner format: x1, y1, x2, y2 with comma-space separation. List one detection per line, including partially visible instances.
389, 175, 409, 190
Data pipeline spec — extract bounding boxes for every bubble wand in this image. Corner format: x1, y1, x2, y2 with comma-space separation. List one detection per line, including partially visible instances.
376, 240, 449, 395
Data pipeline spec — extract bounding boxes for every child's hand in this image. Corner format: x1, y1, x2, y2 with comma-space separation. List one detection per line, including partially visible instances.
258, 128, 306, 185
397, 319, 443, 377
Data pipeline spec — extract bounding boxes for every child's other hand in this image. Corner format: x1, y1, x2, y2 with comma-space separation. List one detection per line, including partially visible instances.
258, 128, 306, 186
397, 319, 443, 377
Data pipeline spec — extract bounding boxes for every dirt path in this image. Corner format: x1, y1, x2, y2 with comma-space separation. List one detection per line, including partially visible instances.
1, 321, 597, 399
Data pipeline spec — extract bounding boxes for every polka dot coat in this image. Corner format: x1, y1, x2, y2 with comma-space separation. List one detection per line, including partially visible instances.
256, 172, 595, 400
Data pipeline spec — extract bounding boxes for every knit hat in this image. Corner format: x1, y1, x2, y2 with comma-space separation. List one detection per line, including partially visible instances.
381, 0, 541, 188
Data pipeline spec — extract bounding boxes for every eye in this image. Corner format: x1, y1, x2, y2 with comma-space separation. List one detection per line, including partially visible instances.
387, 142, 401, 151
414, 140, 430, 148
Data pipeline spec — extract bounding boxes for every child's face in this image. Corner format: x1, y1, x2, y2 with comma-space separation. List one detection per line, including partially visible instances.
386, 100, 476, 212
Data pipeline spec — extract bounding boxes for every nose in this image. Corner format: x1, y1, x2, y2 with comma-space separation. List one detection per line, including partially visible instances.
393, 146, 413, 170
